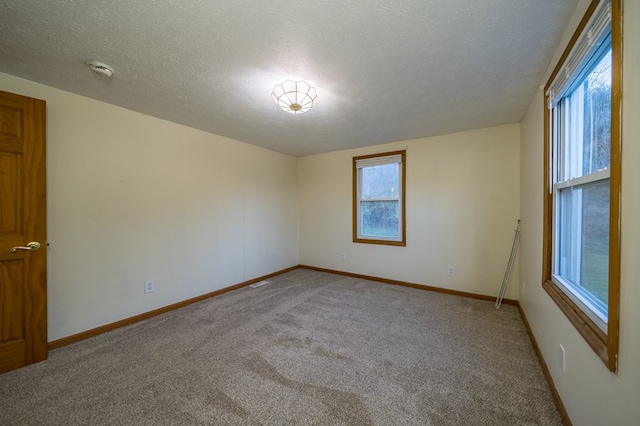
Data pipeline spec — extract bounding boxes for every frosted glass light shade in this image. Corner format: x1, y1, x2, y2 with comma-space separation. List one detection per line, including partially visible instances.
271, 80, 317, 114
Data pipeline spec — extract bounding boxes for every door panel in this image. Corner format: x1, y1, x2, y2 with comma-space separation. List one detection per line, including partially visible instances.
0, 260, 24, 372
0, 260, 24, 339
0, 90, 47, 374
0, 153, 22, 233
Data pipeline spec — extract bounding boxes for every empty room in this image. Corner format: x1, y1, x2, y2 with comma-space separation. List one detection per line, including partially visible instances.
0, 0, 638, 425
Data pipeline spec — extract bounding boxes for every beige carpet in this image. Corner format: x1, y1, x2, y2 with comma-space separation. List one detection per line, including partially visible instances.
0, 269, 562, 425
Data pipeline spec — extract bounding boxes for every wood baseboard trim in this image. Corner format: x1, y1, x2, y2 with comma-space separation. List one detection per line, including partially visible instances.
48, 264, 519, 350
517, 303, 572, 426
47, 266, 299, 351
298, 265, 518, 305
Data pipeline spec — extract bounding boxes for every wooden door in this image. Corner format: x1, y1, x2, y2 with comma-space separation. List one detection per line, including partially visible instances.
0, 90, 47, 374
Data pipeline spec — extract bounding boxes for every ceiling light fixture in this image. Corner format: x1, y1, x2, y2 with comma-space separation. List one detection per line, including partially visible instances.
271, 80, 317, 114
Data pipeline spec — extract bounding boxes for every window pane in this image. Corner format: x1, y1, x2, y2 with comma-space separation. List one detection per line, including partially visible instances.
557, 180, 609, 311
362, 164, 399, 199
563, 48, 612, 181
581, 49, 611, 175
361, 200, 398, 237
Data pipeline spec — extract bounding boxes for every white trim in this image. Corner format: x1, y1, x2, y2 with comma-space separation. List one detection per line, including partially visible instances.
554, 168, 610, 190
355, 156, 403, 242
546, 0, 612, 108
552, 274, 607, 331
355, 154, 402, 169
360, 196, 399, 202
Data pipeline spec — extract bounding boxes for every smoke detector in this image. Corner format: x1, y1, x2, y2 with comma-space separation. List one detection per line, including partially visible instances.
86, 61, 114, 78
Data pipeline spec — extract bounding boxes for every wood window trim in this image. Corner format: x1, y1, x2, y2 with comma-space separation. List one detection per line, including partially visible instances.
542, 281, 608, 362
541, 0, 621, 372
352, 150, 406, 246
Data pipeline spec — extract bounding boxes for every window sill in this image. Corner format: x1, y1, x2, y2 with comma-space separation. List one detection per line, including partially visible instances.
353, 237, 406, 246
543, 280, 612, 370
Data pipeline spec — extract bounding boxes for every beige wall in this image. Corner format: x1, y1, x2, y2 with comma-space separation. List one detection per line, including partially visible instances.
6, 2, 638, 422
299, 125, 521, 299
518, 0, 640, 424
0, 73, 299, 341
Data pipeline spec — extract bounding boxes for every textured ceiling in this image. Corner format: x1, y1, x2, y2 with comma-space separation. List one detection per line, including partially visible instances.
0, 0, 578, 157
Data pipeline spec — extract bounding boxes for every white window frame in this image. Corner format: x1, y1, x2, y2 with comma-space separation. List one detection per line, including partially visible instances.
549, 2, 611, 332
542, 0, 621, 372
353, 151, 406, 246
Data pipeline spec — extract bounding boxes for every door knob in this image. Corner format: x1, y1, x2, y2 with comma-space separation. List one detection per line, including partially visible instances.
10, 242, 41, 253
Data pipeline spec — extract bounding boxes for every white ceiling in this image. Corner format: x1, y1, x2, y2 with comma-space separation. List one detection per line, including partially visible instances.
0, 0, 578, 157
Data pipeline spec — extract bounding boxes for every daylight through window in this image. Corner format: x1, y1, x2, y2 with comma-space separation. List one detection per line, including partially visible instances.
543, 0, 621, 371
353, 151, 406, 246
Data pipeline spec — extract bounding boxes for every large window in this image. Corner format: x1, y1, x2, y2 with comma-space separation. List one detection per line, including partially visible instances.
543, 0, 621, 372
353, 151, 406, 246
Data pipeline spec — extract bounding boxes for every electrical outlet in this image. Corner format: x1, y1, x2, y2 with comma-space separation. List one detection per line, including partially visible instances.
340, 252, 346, 261
559, 344, 566, 372
522, 281, 526, 296
144, 279, 155, 294
447, 266, 455, 276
